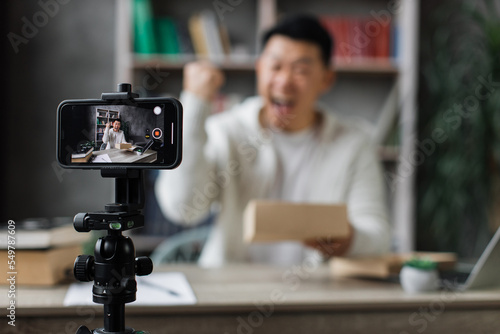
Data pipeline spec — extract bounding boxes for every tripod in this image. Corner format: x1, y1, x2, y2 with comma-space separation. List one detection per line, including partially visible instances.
73, 168, 152, 334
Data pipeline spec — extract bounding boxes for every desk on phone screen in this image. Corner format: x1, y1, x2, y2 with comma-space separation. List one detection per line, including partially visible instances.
93, 148, 157, 163
2, 264, 500, 333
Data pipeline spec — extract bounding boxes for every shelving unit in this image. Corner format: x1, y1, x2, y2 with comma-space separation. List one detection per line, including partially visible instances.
95, 109, 120, 149
114, 0, 419, 252
132, 55, 399, 75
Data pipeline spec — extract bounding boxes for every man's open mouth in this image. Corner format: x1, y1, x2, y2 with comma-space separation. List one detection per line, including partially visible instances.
271, 97, 295, 118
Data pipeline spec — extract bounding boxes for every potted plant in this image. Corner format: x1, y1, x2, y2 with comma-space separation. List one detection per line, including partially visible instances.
400, 257, 439, 293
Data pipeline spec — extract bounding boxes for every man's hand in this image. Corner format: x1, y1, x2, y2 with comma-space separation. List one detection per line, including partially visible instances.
183, 61, 225, 101
304, 225, 354, 258
105, 122, 111, 128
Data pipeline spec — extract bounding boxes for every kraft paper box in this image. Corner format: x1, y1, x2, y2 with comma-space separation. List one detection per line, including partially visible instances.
243, 200, 349, 243
0, 245, 81, 285
115, 143, 132, 149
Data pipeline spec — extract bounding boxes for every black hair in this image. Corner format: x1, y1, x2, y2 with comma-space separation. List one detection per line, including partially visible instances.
261, 14, 333, 66
113, 118, 122, 123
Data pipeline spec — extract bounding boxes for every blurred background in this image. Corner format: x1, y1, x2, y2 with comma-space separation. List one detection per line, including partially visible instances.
4, 0, 500, 261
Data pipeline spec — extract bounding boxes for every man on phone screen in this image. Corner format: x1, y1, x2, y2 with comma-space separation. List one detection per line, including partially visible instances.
102, 119, 127, 150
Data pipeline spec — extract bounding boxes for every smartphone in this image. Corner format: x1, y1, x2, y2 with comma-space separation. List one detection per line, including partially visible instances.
57, 98, 182, 169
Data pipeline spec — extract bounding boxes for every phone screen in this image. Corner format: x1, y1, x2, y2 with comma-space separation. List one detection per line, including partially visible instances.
57, 98, 182, 169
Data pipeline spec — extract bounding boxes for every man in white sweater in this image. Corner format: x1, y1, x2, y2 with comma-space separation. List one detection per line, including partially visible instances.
102, 119, 128, 149
155, 14, 391, 267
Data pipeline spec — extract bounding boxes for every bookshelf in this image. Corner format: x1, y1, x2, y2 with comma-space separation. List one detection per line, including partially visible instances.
114, 0, 419, 253
95, 109, 120, 149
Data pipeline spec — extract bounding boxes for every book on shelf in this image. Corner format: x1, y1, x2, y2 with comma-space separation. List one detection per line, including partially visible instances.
156, 16, 180, 55
133, 0, 157, 54
154, 16, 198, 56
188, 13, 208, 57
175, 18, 195, 54
71, 147, 94, 163
97, 109, 108, 117
199, 10, 227, 58
97, 109, 119, 120
391, 23, 400, 60
188, 10, 231, 61
320, 15, 396, 63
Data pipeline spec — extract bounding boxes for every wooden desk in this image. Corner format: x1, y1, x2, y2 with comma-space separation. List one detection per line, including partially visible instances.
1, 264, 500, 333
92, 148, 157, 163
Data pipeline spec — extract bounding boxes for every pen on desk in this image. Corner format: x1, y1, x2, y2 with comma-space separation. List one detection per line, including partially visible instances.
140, 279, 181, 297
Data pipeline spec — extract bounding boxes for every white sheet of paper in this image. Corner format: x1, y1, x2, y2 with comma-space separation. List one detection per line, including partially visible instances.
93, 154, 112, 163
63, 272, 197, 306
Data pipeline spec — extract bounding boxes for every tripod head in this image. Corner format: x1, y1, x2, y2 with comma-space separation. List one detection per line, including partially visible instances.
74, 169, 145, 233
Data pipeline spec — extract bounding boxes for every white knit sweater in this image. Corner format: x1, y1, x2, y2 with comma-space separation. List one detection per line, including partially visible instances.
155, 91, 391, 267
102, 128, 127, 149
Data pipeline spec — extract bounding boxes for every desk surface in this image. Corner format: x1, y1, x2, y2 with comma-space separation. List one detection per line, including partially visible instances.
92, 148, 157, 163
2, 264, 500, 333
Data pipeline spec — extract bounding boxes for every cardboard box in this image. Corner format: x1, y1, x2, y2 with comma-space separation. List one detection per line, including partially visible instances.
330, 252, 457, 279
243, 200, 349, 243
115, 143, 132, 149
0, 245, 81, 285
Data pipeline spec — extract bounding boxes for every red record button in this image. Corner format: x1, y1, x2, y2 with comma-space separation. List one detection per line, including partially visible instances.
153, 128, 162, 139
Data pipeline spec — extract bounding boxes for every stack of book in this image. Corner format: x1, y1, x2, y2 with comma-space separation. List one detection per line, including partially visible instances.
0, 218, 91, 285
330, 252, 457, 279
71, 147, 94, 163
